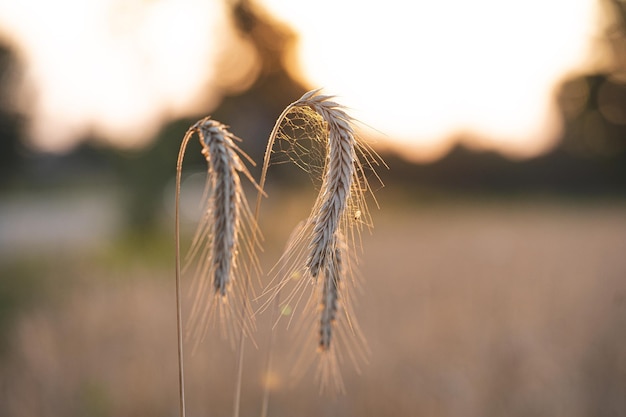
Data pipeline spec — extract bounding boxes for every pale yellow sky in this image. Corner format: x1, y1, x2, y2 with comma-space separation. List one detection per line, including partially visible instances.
263, 0, 601, 161
0, 0, 604, 161
0, 0, 253, 152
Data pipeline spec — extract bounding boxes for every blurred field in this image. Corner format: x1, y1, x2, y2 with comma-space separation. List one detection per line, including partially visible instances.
1, 193, 625, 417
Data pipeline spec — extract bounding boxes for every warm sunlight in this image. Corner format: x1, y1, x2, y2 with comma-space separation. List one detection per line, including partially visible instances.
263, 0, 600, 161
0, 0, 601, 161
0, 0, 256, 152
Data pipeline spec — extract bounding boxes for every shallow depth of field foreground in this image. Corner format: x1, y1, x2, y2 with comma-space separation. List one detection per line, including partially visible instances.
1, 192, 625, 417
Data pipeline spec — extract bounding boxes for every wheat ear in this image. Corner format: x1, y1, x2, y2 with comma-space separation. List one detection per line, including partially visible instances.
175, 117, 262, 417
258, 89, 384, 392
304, 94, 355, 281
182, 117, 262, 345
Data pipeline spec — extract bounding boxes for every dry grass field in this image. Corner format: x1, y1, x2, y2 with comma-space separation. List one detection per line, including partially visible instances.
1, 193, 625, 417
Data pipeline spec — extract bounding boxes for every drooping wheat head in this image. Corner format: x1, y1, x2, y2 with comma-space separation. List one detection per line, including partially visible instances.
257, 89, 384, 392
181, 117, 262, 346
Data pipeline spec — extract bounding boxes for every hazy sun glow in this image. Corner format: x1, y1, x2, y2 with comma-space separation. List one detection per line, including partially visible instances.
0, 0, 601, 160
263, 0, 600, 161
0, 0, 256, 152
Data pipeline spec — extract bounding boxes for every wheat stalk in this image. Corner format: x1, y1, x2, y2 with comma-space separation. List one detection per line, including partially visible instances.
257, 89, 385, 392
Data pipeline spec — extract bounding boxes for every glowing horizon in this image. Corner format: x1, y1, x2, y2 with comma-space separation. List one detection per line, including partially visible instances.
0, 0, 604, 162
264, 0, 601, 161
0, 0, 257, 152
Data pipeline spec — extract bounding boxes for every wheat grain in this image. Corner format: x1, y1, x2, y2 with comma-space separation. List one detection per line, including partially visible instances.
287, 232, 367, 394
319, 239, 340, 351
305, 102, 354, 280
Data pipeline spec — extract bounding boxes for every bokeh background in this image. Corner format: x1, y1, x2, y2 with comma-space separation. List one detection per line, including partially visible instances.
0, 0, 625, 416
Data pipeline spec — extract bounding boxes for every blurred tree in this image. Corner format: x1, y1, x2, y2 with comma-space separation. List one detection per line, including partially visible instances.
601, 0, 626, 78
0, 44, 25, 189
559, 74, 626, 158
211, 0, 307, 160
558, 0, 626, 158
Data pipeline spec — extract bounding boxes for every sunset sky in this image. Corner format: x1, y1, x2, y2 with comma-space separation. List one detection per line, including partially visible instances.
0, 0, 604, 161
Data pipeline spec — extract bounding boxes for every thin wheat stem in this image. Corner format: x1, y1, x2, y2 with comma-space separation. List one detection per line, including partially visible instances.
255, 99, 298, 219
175, 130, 195, 417
259, 289, 279, 417
233, 327, 246, 417
254, 100, 303, 417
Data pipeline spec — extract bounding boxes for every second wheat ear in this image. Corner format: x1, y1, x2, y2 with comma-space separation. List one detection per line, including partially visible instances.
258, 89, 385, 393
